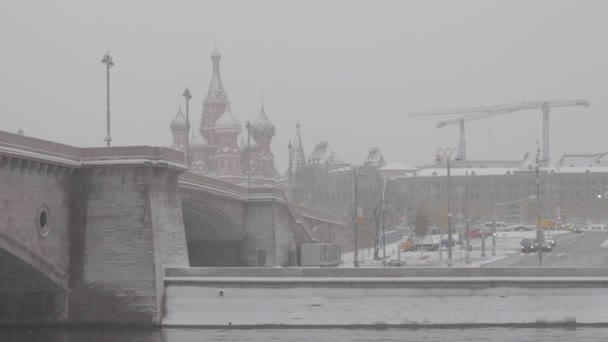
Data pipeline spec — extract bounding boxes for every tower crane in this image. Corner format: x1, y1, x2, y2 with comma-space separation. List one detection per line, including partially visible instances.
409, 99, 590, 165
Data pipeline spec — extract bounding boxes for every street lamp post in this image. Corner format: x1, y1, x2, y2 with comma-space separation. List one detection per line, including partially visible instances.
436, 147, 459, 267
288, 142, 293, 201
328, 165, 363, 267
380, 176, 389, 267
353, 165, 361, 268
465, 173, 471, 264
489, 177, 496, 256
535, 143, 543, 267
101, 53, 114, 146
246, 121, 252, 188
182, 87, 192, 167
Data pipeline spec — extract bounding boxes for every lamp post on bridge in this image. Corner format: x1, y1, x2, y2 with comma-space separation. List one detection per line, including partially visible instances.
182, 87, 192, 167
101, 53, 114, 146
288, 142, 293, 201
246, 121, 252, 188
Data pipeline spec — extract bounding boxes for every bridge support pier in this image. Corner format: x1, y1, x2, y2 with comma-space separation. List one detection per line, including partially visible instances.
68, 164, 188, 325
243, 202, 298, 267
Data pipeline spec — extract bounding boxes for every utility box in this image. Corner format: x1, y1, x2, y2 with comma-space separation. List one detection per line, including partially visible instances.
256, 249, 266, 267
300, 243, 341, 266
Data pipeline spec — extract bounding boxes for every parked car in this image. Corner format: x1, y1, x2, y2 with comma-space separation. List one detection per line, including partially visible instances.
515, 225, 535, 231
520, 238, 537, 253
540, 241, 554, 252
424, 243, 439, 252
441, 239, 455, 247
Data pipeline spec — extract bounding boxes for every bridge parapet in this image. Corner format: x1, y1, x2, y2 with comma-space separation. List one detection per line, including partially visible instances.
0, 130, 187, 172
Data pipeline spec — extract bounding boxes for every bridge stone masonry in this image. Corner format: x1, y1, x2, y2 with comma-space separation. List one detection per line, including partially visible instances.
0, 129, 345, 325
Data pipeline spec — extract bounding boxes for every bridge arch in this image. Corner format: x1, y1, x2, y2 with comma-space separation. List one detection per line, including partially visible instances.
181, 199, 246, 266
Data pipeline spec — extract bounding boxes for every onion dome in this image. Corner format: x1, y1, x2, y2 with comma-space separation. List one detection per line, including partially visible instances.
251, 105, 276, 140
170, 107, 188, 131
215, 109, 242, 132
191, 132, 215, 152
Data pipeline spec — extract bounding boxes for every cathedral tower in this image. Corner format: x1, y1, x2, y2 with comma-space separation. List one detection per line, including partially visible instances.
200, 47, 230, 144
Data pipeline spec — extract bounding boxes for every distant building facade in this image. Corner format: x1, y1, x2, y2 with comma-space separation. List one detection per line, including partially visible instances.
287, 128, 608, 228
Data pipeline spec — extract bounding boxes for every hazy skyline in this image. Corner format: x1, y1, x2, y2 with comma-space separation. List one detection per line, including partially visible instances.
2, 0, 607, 170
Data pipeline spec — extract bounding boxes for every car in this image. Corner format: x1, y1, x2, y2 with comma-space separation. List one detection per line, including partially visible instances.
540, 241, 553, 252
546, 239, 556, 248
520, 238, 537, 253
441, 239, 455, 247
573, 227, 583, 234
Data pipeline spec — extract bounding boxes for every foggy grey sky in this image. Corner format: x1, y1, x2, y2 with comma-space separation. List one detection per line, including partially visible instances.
1, 0, 607, 170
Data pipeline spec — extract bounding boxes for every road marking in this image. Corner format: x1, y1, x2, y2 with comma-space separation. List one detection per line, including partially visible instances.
601, 239, 608, 249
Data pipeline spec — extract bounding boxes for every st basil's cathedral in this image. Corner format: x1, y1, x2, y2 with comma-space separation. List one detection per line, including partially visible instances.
169, 48, 278, 184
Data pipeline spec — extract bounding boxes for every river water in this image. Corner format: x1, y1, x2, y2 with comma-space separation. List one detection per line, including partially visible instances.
2, 327, 608, 341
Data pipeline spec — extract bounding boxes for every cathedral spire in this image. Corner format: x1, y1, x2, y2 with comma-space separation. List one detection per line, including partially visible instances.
207, 46, 226, 101
201, 46, 230, 144
292, 122, 307, 169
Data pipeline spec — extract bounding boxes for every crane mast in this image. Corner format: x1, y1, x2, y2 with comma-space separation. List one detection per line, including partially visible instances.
410, 99, 589, 165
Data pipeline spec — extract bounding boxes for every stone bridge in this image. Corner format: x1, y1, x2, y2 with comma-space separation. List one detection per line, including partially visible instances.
0, 129, 347, 325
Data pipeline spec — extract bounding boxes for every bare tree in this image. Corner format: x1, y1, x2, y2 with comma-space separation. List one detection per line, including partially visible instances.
413, 202, 431, 255
361, 173, 404, 260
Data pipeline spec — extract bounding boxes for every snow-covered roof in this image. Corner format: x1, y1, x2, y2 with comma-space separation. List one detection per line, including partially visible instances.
378, 162, 419, 172
559, 153, 608, 167
308, 141, 342, 165
413, 167, 519, 177
550, 166, 608, 174
411, 166, 608, 178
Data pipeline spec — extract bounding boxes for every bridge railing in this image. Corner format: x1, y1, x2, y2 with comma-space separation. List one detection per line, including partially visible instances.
81, 146, 185, 165
0, 130, 81, 162
0, 130, 186, 168
180, 172, 249, 198
289, 203, 347, 226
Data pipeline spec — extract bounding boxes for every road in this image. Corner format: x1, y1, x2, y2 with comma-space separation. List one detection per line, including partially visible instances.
483, 231, 608, 267
3, 327, 608, 342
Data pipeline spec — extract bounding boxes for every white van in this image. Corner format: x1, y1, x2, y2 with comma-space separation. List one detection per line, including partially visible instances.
485, 221, 508, 231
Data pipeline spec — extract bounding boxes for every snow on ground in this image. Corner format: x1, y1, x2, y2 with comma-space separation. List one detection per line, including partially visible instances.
340, 230, 568, 268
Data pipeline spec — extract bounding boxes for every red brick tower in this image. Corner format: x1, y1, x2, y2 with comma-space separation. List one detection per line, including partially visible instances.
214, 109, 242, 178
